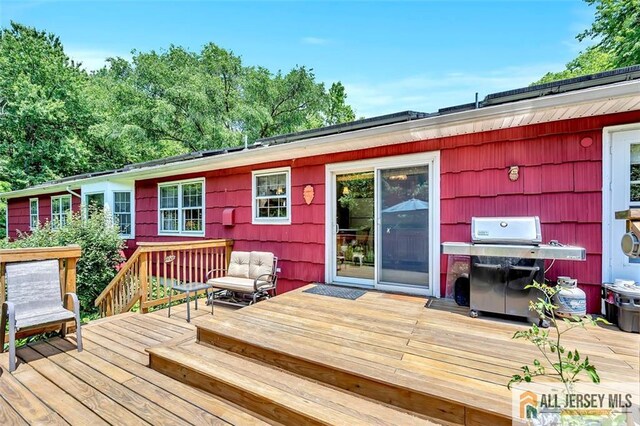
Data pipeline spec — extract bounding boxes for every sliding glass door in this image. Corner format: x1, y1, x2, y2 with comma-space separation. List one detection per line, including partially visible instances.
327, 153, 438, 295
379, 165, 429, 287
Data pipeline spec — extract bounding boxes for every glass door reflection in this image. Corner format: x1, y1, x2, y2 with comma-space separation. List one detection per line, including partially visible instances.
335, 171, 375, 282
379, 165, 429, 287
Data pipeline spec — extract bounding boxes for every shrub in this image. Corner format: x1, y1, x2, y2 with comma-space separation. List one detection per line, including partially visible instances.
2, 209, 125, 317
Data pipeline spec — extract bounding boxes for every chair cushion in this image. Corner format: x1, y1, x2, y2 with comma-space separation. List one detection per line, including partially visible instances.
227, 251, 250, 278
207, 276, 272, 293
16, 306, 75, 330
249, 251, 274, 280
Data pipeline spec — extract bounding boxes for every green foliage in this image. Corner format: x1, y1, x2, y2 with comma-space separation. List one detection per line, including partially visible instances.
0, 22, 93, 189
579, 0, 640, 68
508, 281, 609, 394
0, 209, 125, 316
0, 21, 356, 192
533, 0, 640, 84
533, 47, 614, 85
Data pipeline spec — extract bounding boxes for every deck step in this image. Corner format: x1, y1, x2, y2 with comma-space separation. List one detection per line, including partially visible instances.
194, 317, 512, 425
147, 341, 444, 426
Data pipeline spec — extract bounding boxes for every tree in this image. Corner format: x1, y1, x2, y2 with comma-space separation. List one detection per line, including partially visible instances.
580, 0, 640, 68
0, 22, 93, 189
0, 22, 356, 198
533, 0, 640, 84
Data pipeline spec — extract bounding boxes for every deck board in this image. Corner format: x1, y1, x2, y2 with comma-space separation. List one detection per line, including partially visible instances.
1, 288, 637, 425
0, 303, 270, 425
194, 286, 640, 424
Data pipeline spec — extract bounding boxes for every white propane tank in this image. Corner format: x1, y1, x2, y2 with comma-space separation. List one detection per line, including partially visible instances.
554, 276, 587, 318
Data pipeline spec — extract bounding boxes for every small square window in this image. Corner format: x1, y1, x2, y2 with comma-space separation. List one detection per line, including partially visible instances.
252, 168, 290, 224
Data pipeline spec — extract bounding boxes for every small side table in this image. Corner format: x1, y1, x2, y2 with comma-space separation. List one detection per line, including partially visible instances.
167, 281, 213, 322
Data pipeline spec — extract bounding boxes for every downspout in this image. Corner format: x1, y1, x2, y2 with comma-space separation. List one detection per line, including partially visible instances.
66, 186, 81, 199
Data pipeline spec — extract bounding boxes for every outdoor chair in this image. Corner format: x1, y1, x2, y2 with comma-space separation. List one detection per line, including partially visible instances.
1, 259, 82, 372
207, 251, 278, 305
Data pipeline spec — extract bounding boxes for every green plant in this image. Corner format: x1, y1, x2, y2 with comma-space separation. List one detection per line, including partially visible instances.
508, 281, 608, 394
1, 208, 125, 316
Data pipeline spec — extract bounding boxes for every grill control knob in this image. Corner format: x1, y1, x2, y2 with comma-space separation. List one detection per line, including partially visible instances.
500, 221, 508, 228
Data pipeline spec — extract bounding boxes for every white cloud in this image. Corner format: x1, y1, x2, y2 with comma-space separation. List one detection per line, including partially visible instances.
65, 48, 131, 72
342, 63, 566, 118
301, 37, 330, 46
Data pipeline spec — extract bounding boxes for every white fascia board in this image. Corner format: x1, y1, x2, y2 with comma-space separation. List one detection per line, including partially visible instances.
3, 79, 640, 200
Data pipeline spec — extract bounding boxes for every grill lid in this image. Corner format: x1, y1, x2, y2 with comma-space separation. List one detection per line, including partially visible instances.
471, 216, 542, 245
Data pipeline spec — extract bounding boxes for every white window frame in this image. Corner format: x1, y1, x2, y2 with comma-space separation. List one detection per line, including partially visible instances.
252, 167, 291, 225
29, 198, 39, 230
51, 194, 72, 229
84, 191, 105, 218
113, 190, 134, 239
157, 178, 205, 236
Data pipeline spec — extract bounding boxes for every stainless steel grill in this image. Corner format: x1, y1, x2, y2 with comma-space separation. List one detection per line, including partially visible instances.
442, 216, 586, 323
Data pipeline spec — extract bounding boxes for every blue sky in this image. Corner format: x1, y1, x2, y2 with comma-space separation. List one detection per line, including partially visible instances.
1, 1, 595, 117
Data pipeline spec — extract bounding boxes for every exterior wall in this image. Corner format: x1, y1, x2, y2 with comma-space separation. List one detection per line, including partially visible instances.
7, 191, 81, 239
134, 110, 640, 311
8, 110, 640, 310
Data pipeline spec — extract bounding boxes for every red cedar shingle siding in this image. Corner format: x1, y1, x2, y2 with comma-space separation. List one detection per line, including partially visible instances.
130, 111, 639, 311
7, 191, 81, 239
8, 110, 640, 311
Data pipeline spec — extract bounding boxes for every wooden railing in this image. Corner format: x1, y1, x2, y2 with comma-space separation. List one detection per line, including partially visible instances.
1, 245, 82, 343
95, 239, 234, 317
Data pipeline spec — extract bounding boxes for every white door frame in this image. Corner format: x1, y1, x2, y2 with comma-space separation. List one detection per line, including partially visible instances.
324, 151, 441, 297
602, 122, 640, 285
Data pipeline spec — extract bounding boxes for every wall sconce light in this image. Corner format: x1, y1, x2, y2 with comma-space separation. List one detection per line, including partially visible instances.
508, 166, 520, 182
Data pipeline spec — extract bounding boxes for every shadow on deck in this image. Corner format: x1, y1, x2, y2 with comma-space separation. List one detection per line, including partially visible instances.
1, 287, 637, 425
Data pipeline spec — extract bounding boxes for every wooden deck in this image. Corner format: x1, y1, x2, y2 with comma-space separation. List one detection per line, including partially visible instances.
1, 287, 637, 425
152, 286, 639, 425
0, 303, 274, 425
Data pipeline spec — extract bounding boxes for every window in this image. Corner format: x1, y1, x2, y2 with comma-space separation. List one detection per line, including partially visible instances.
29, 198, 39, 230
51, 195, 72, 229
85, 192, 105, 218
158, 179, 204, 235
113, 191, 132, 237
252, 168, 291, 224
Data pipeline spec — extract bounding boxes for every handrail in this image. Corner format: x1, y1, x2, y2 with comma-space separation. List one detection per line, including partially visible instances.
1, 245, 82, 343
95, 239, 233, 317
94, 246, 144, 307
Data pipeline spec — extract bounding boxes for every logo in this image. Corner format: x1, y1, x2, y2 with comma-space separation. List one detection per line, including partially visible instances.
519, 390, 538, 420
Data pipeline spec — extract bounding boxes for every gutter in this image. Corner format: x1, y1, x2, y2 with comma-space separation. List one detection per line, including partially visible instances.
2, 79, 640, 200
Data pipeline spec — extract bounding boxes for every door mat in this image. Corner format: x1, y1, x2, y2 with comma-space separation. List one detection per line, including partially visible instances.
303, 285, 366, 300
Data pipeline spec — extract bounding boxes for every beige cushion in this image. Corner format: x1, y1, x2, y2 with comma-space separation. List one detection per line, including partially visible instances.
249, 251, 274, 280
208, 276, 272, 293
227, 251, 250, 278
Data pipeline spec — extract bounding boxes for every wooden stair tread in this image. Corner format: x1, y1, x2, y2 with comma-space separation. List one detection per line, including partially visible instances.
197, 317, 512, 421
148, 341, 444, 425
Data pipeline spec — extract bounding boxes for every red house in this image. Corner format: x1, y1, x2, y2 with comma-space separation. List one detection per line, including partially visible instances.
4, 67, 640, 313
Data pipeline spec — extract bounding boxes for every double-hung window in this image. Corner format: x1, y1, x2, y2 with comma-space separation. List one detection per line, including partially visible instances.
113, 191, 133, 237
29, 198, 39, 230
252, 167, 291, 224
51, 195, 72, 229
158, 179, 204, 235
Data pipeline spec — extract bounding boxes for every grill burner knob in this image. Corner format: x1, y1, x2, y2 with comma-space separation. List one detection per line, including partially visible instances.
621, 232, 640, 258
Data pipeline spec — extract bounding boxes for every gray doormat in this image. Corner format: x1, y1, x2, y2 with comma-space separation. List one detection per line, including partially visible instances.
303, 284, 366, 300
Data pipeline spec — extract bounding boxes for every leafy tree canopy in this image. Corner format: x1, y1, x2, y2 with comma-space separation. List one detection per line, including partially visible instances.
0, 22, 356, 192
533, 0, 640, 84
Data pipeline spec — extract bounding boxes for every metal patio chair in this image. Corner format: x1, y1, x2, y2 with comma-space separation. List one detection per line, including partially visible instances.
207, 251, 279, 306
1, 259, 83, 372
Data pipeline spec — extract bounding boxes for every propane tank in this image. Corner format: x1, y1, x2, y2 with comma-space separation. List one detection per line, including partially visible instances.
554, 276, 587, 318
